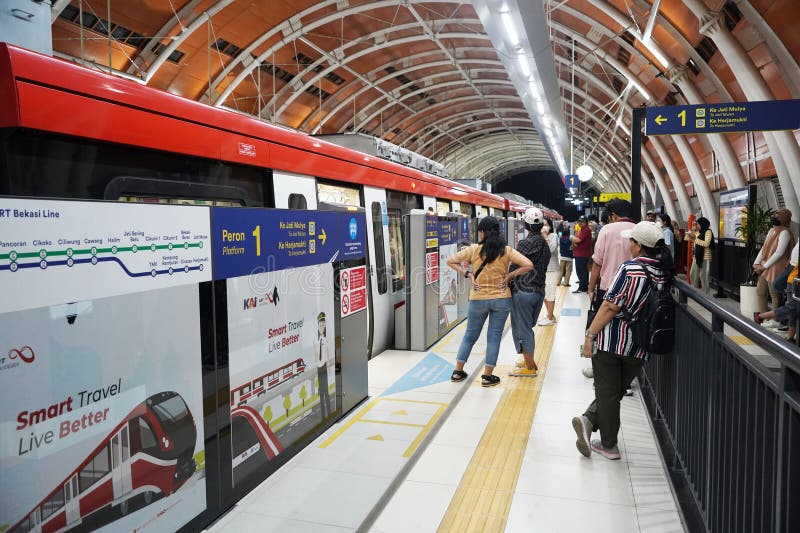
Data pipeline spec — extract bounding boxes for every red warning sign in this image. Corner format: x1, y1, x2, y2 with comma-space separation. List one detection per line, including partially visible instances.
425, 251, 439, 285
340, 265, 367, 317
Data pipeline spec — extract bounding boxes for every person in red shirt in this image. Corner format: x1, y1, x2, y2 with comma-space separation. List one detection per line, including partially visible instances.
571, 216, 592, 292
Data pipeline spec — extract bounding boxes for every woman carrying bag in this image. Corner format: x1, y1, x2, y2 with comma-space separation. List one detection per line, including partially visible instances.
687, 217, 713, 294
447, 216, 533, 387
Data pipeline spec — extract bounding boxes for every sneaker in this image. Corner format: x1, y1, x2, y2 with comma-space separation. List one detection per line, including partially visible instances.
537, 317, 556, 326
515, 358, 526, 369
591, 439, 621, 460
582, 366, 594, 379
571, 416, 592, 457
763, 319, 781, 329
509, 367, 538, 377
624, 389, 634, 397
753, 312, 763, 325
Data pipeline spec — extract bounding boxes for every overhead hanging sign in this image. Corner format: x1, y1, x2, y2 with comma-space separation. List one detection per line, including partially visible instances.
645, 99, 800, 136
565, 174, 580, 189
594, 192, 632, 203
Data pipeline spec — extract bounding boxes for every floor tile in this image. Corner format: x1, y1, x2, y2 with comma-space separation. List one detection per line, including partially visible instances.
505, 493, 639, 533
636, 507, 686, 532
206, 510, 355, 532
240, 467, 390, 529
371, 481, 457, 533
406, 443, 475, 486
514, 454, 635, 506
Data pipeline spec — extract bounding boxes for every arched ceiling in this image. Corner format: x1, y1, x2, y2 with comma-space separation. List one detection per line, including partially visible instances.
49, 0, 800, 202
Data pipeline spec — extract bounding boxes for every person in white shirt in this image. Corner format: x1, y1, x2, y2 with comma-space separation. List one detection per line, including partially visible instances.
657, 213, 675, 260
315, 312, 332, 419
538, 218, 560, 326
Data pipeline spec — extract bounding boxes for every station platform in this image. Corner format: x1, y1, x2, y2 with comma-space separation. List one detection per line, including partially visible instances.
206, 283, 687, 533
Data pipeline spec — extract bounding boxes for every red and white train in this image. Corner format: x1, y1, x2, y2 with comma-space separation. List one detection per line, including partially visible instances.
0, 43, 558, 360
230, 358, 307, 407
10, 392, 197, 533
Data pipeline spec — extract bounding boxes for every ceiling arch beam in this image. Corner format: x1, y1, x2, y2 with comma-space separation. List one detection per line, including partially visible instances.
415, 112, 533, 154
304, 51, 504, 132
267, 24, 487, 120
407, 107, 532, 148
211, 0, 440, 105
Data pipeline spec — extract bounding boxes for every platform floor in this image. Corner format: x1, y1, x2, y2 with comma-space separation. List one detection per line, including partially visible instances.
207, 284, 687, 532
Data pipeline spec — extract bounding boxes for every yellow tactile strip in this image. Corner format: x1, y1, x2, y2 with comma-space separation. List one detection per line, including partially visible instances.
437, 287, 567, 533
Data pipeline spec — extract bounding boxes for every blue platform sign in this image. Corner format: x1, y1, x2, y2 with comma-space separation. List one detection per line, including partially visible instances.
212, 208, 366, 280
645, 99, 800, 136
565, 174, 579, 189
438, 219, 457, 245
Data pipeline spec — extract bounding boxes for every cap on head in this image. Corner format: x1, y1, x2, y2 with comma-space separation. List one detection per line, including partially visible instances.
477, 216, 500, 232
621, 221, 664, 248
522, 207, 544, 225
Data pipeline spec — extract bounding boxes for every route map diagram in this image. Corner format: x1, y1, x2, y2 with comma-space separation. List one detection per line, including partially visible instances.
0, 199, 212, 314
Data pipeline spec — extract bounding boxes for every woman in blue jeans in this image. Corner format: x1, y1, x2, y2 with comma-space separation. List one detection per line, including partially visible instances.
447, 216, 532, 387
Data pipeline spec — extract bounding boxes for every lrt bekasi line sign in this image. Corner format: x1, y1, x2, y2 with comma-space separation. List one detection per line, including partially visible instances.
645, 99, 800, 136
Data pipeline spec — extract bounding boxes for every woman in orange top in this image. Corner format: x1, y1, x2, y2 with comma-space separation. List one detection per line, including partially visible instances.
447, 216, 532, 387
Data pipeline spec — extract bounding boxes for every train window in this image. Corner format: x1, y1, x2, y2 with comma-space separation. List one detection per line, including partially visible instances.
436, 200, 451, 215
79, 445, 112, 492
317, 182, 361, 206
0, 130, 267, 204
122, 426, 130, 461
41, 487, 65, 520
288, 193, 308, 209
138, 418, 158, 452
387, 208, 404, 292
371, 202, 388, 294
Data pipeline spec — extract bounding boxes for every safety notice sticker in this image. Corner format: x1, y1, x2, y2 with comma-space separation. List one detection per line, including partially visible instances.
340, 265, 367, 317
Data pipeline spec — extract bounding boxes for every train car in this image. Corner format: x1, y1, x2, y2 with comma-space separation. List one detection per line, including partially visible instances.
10, 392, 197, 533
0, 43, 506, 359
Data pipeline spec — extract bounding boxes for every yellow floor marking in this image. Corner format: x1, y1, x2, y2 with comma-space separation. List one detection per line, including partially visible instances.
367, 434, 385, 441
393, 410, 408, 415
728, 334, 756, 346
319, 397, 447, 456
359, 419, 426, 428
437, 286, 567, 533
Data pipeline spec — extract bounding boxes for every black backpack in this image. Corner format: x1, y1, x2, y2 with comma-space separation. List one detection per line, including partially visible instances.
622, 262, 675, 355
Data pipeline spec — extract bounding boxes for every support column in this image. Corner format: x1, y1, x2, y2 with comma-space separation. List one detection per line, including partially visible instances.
643, 150, 681, 222
667, 66, 746, 190
631, 108, 644, 222
650, 137, 694, 220
696, 9, 800, 218
673, 135, 718, 231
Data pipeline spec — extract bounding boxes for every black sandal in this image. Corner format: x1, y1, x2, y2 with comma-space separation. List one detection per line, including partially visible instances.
481, 374, 500, 387
451, 370, 468, 382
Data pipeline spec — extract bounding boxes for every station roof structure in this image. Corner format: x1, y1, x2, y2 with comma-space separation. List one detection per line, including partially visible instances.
49, 0, 800, 214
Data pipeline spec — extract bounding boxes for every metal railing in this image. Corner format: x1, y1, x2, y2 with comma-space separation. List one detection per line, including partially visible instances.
639, 279, 800, 533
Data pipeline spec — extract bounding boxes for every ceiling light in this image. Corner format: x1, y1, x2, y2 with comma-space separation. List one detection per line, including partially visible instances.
576, 164, 594, 182
501, 12, 519, 48
517, 53, 531, 79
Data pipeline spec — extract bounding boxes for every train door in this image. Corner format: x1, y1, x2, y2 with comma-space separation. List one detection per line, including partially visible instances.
273, 170, 318, 209
64, 475, 80, 525
363, 186, 392, 355
111, 425, 133, 499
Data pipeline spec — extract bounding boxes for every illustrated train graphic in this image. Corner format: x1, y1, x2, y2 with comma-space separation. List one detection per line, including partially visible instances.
10, 392, 197, 533
229, 358, 307, 407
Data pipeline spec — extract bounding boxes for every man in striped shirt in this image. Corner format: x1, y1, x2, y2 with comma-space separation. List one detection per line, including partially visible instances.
572, 222, 672, 460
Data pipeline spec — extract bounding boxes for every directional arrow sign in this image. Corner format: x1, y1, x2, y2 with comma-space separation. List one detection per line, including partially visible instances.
645, 99, 800, 136
319, 228, 327, 245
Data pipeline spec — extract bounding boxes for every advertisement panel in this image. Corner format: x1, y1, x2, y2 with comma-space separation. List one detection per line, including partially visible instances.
0, 199, 211, 314
438, 219, 458, 332
226, 265, 335, 486
719, 187, 750, 241
0, 286, 206, 533
425, 215, 439, 286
